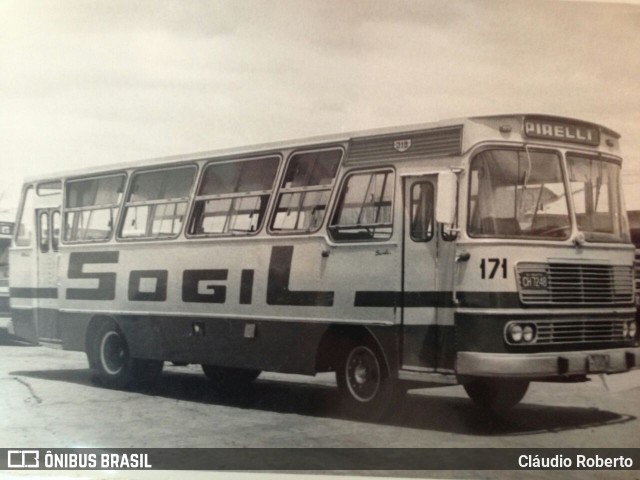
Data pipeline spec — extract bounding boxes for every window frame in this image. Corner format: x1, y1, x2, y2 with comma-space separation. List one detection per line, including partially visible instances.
117, 164, 198, 242
38, 211, 50, 253
63, 172, 127, 244
466, 146, 571, 241
268, 146, 344, 236
565, 152, 625, 243
327, 166, 396, 243
409, 180, 435, 243
186, 154, 282, 239
51, 210, 60, 252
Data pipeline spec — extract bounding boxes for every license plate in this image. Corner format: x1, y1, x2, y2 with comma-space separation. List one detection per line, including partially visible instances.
587, 354, 610, 373
519, 272, 548, 290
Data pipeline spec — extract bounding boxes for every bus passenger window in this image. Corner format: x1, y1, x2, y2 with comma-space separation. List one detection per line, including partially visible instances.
65, 174, 125, 242
271, 149, 342, 233
410, 182, 434, 242
188, 156, 280, 236
120, 166, 196, 240
329, 170, 394, 241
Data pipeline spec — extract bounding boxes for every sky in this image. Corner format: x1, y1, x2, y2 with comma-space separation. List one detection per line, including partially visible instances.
1, 0, 640, 218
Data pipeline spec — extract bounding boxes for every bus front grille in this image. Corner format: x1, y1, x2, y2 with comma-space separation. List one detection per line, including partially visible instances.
533, 318, 628, 345
517, 262, 634, 305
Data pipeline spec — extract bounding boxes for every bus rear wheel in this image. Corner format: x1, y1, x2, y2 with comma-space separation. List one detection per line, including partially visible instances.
463, 378, 529, 414
89, 320, 163, 390
201, 365, 261, 391
336, 341, 401, 421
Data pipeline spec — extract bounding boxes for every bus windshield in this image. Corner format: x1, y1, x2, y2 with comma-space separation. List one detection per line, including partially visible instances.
469, 149, 571, 239
566, 154, 625, 243
468, 148, 626, 242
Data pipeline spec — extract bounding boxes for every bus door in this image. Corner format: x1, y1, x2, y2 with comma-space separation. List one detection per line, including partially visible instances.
35, 208, 61, 344
402, 175, 440, 371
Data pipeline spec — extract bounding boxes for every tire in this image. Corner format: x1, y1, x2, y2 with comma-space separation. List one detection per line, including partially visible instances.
463, 378, 529, 414
336, 340, 402, 421
201, 365, 261, 391
89, 320, 163, 390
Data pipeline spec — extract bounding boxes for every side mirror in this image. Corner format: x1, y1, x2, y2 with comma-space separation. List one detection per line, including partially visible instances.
436, 171, 457, 227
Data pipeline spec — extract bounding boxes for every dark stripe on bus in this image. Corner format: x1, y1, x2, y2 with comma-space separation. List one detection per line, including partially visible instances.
354, 291, 522, 309
9, 288, 59, 299
353, 291, 628, 309
457, 292, 521, 308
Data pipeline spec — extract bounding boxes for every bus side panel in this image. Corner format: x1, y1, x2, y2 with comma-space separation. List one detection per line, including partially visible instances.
401, 324, 456, 371
437, 323, 456, 370
119, 316, 330, 374
67, 314, 399, 376
33, 307, 61, 342
8, 249, 39, 344
57, 310, 402, 376
10, 308, 38, 343
58, 312, 91, 351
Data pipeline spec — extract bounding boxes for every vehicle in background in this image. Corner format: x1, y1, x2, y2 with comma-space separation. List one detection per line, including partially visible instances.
0, 221, 14, 336
628, 210, 640, 319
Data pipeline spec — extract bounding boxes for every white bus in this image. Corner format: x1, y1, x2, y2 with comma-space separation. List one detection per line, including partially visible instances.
9, 114, 639, 416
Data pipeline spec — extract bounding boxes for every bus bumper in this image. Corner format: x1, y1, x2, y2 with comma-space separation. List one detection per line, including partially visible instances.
457, 347, 640, 378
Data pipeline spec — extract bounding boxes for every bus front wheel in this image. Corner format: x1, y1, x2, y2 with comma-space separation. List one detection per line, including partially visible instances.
336, 341, 401, 420
463, 378, 529, 413
89, 321, 163, 389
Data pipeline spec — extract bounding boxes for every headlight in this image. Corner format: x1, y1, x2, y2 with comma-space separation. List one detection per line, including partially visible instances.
507, 323, 523, 343
506, 322, 537, 344
523, 324, 536, 343
629, 321, 637, 339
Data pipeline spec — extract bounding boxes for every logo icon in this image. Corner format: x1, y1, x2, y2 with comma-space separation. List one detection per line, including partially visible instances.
8, 450, 40, 469
393, 139, 411, 152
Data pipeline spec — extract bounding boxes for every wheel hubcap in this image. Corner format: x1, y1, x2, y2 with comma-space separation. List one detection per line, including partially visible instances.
345, 346, 380, 402
100, 331, 126, 375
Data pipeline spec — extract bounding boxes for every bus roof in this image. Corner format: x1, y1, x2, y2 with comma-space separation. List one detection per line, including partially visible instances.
22, 113, 620, 183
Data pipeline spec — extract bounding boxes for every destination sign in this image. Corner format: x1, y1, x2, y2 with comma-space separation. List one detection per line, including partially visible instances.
523, 118, 600, 146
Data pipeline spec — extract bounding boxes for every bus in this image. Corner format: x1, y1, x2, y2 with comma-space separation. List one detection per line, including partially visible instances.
9, 114, 639, 417
0, 221, 13, 333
